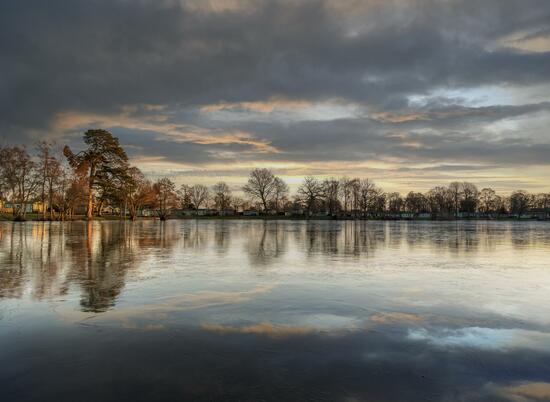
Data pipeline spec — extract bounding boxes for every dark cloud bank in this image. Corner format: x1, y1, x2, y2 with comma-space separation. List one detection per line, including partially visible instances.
1, 0, 550, 187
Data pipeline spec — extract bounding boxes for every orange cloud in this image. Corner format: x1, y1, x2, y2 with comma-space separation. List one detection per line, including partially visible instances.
371, 111, 431, 123
52, 108, 279, 154
200, 97, 312, 113
183, 0, 263, 14
491, 381, 550, 402
495, 28, 550, 53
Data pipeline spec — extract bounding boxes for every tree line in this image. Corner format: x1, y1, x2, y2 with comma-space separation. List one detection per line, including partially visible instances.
1, 129, 549, 220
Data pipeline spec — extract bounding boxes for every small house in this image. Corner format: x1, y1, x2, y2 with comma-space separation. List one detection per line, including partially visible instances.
243, 209, 259, 216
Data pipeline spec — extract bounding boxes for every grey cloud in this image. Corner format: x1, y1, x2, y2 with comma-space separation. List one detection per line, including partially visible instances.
106, 113, 550, 171
1, 0, 550, 185
69, 100, 550, 170
2, 0, 550, 132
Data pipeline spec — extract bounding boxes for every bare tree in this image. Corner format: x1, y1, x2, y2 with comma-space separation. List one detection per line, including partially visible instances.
388, 192, 404, 213
177, 184, 192, 209
405, 192, 427, 216
358, 179, 376, 216
45, 157, 62, 220
0, 146, 40, 220
54, 165, 75, 220
460, 182, 479, 216
153, 178, 178, 220
230, 196, 246, 212
427, 186, 454, 218
493, 195, 507, 217
36, 141, 54, 219
448, 182, 463, 218
535, 193, 550, 219
297, 176, 324, 217
339, 177, 356, 212
509, 190, 531, 218
479, 188, 497, 213
323, 178, 340, 215
242, 168, 277, 212
189, 184, 210, 210
63, 174, 88, 220
125, 167, 154, 220
368, 188, 385, 215
212, 182, 232, 211
272, 177, 289, 212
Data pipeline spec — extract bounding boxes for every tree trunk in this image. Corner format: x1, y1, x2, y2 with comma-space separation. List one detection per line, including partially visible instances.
86, 165, 95, 220
86, 192, 93, 220
97, 200, 104, 217
48, 181, 54, 221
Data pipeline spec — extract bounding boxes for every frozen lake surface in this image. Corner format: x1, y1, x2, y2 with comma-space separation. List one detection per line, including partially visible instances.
1, 220, 550, 401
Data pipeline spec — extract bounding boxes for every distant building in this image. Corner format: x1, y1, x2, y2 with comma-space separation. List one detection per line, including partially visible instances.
180, 208, 216, 216
311, 211, 330, 217
101, 205, 118, 215
285, 208, 304, 217
243, 209, 259, 216
1, 201, 47, 214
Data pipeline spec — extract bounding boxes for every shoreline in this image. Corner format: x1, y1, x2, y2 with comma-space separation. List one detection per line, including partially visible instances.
1, 214, 548, 223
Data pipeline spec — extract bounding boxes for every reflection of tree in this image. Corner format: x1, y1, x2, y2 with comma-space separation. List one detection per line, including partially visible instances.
63, 222, 134, 312
1, 220, 550, 311
0, 223, 25, 298
72, 221, 180, 312
245, 221, 287, 266
214, 221, 230, 255
32, 222, 68, 300
404, 222, 483, 254
0, 221, 181, 312
297, 221, 384, 257
181, 221, 209, 250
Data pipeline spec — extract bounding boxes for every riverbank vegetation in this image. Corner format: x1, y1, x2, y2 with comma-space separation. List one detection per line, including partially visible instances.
1, 129, 549, 221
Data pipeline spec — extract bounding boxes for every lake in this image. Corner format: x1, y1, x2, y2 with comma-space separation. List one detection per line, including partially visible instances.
1, 220, 550, 401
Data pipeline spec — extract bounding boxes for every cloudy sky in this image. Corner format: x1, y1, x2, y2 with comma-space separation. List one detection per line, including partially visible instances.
2, 0, 550, 193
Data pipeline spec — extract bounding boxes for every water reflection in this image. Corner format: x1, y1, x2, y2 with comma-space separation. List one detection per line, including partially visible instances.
0, 221, 182, 311
1, 220, 550, 401
1, 220, 550, 309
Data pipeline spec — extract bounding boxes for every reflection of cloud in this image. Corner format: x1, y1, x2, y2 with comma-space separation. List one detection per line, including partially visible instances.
54, 284, 277, 327
301, 313, 360, 331
408, 327, 550, 352
201, 322, 315, 339
490, 381, 550, 402
201, 313, 361, 339
144, 323, 165, 331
